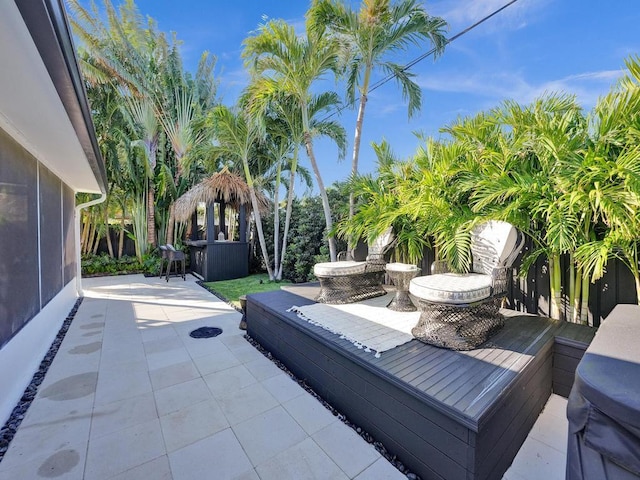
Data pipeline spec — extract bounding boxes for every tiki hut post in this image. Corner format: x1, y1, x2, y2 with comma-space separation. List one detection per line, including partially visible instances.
239, 204, 247, 243
218, 201, 226, 239
206, 201, 216, 241
190, 210, 198, 241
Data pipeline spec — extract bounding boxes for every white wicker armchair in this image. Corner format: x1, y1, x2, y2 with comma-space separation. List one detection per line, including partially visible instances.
409, 221, 524, 350
313, 228, 395, 304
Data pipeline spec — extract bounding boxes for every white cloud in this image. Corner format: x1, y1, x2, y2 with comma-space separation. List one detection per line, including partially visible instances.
417, 69, 624, 108
219, 67, 249, 85
534, 70, 623, 106
216, 67, 250, 103
428, 0, 549, 34
417, 70, 527, 98
376, 102, 405, 116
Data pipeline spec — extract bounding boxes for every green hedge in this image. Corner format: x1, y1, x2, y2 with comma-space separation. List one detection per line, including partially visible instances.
81, 252, 162, 276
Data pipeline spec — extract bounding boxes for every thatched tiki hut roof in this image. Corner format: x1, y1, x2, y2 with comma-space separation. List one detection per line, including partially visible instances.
174, 167, 268, 223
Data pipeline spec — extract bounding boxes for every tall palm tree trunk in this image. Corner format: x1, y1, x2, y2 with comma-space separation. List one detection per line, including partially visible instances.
105, 205, 114, 257
242, 160, 275, 280
580, 276, 590, 324
273, 160, 283, 275
86, 216, 96, 255
549, 254, 563, 320
81, 212, 89, 253
350, 93, 368, 218
118, 214, 125, 259
166, 203, 176, 246
348, 64, 372, 259
568, 254, 575, 321
278, 149, 299, 280
91, 219, 101, 254
347, 93, 369, 259
349, 61, 372, 220
303, 131, 337, 262
572, 266, 583, 323
147, 179, 156, 247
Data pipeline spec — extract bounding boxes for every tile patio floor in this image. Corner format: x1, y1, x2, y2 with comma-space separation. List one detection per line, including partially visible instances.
0, 274, 568, 480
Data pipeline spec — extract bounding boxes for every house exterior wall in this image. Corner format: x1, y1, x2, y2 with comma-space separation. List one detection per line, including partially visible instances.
0, 126, 78, 423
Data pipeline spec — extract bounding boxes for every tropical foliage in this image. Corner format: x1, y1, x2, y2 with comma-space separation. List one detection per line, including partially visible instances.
81, 253, 161, 276
69, 0, 217, 261
69, 0, 357, 277
338, 55, 640, 322
262, 189, 350, 283
69, 0, 640, 322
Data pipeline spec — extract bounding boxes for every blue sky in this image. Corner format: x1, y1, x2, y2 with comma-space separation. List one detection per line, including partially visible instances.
92, 0, 640, 191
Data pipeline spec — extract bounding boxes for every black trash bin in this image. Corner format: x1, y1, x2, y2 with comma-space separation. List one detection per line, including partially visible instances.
567, 304, 640, 480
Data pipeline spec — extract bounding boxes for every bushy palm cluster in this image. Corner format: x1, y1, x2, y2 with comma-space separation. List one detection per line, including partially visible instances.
338, 56, 640, 322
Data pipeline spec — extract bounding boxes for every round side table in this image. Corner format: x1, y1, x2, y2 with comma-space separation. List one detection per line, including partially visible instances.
385, 263, 420, 312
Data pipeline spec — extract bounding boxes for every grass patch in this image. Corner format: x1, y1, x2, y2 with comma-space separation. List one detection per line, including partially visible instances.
203, 273, 291, 307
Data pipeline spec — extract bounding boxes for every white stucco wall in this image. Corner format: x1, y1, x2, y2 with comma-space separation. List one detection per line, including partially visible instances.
0, 280, 77, 425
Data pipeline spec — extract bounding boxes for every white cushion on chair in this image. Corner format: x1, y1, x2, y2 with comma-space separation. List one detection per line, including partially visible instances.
368, 227, 395, 256
471, 221, 520, 275
314, 261, 367, 277
410, 273, 492, 304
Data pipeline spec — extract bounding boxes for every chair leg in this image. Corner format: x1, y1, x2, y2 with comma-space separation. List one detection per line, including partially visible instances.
166, 260, 171, 282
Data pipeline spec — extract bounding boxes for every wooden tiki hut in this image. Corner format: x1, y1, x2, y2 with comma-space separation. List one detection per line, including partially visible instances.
174, 167, 266, 281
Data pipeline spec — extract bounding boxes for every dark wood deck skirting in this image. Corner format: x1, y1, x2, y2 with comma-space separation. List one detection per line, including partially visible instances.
246, 289, 595, 480
552, 323, 596, 398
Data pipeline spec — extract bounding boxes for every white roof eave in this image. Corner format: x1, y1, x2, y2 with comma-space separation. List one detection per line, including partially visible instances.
0, 1, 105, 194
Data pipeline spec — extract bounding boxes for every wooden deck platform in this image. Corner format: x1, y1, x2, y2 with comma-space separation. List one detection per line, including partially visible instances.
246, 288, 595, 480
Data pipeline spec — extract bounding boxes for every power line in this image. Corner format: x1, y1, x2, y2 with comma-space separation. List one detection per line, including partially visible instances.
321, 0, 520, 122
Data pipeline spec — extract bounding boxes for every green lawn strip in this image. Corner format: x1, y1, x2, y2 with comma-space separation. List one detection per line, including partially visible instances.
203, 273, 291, 308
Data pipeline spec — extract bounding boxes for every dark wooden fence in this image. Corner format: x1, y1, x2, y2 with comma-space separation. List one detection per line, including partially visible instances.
418, 239, 637, 327
96, 231, 137, 257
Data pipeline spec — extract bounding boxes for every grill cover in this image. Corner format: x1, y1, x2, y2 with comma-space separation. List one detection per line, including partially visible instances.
567, 304, 640, 480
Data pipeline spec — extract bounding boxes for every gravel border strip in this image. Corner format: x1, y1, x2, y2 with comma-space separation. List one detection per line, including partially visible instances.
0, 298, 83, 463
195, 282, 419, 479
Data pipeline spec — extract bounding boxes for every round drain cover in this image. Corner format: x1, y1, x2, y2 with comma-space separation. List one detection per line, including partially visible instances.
189, 327, 223, 338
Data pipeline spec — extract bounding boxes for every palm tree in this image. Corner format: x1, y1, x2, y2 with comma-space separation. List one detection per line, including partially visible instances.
309, 0, 447, 228
68, 0, 168, 97
243, 19, 346, 261
208, 104, 275, 279
70, 0, 220, 253
85, 82, 126, 257
247, 83, 345, 277
160, 89, 207, 245
123, 95, 160, 248
69, 0, 172, 249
